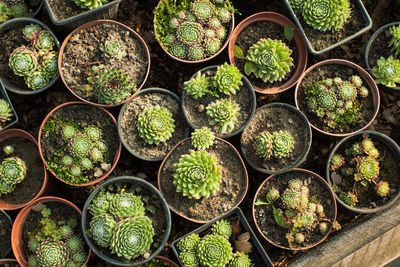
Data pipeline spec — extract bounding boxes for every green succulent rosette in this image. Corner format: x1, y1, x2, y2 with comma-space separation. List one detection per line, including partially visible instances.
8, 46, 38, 77
89, 213, 116, 248
177, 22, 204, 45
197, 235, 232, 267
191, 127, 215, 150
180, 250, 200, 267
211, 219, 232, 239
253, 130, 273, 159
109, 192, 145, 218
36, 239, 69, 267
178, 233, 201, 252
41, 51, 59, 79
206, 99, 240, 134
230, 252, 252, 267
272, 130, 295, 158
25, 69, 49, 90
0, 157, 27, 186
69, 133, 92, 158
372, 56, 400, 88
184, 71, 210, 99
191, 0, 214, 22
0, 99, 12, 123
213, 63, 243, 95
73, 0, 110, 9
34, 30, 55, 53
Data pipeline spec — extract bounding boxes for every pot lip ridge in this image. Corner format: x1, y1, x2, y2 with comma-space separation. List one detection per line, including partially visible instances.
0, 209, 13, 258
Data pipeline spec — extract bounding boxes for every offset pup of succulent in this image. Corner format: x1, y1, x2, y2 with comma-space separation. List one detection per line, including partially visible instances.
191, 127, 215, 150
253, 130, 295, 160
206, 98, 240, 134
73, 0, 110, 9
389, 25, 400, 58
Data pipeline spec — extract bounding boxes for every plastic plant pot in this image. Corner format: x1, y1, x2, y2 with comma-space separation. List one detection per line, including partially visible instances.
228, 12, 308, 94
0, 80, 18, 132
181, 65, 256, 139
154, 256, 179, 267
365, 22, 400, 91
0, 209, 13, 258
171, 207, 274, 267
0, 18, 60, 95
81, 176, 172, 266
326, 130, 400, 213
0, 259, 18, 264
283, 0, 372, 55
44, 0, 122, 30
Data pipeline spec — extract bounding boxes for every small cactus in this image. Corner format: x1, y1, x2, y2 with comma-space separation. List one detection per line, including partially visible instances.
206, 99, 240, 134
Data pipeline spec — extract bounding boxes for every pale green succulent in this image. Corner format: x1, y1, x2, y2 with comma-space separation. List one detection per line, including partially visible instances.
0, 99, 12, 123
318, 90, 337, 110
177, 22, 204, 45
100, 40, 126, 60
389, 24, 400, 58
0, 157, 27, 186
253, 130, 273, 159
89, 213, 116, 248
169, 42, 187, 59
191, 0, 214, 22
0, 178, 15, 196
191, 127, 215, 150
230, 252, 252, 267
376, 181, 390, 197
216, 7, 231, 23
66, 236, 83, 253
178, 233, 201, 252
36, 240, 69, 267
197, 235, 232, 267
85, 125, 102, 141
25, 70, 49, 90
23, 24, 41, 41
206, 99, 240, 134
109, 192, 145, 218
71, 251, 86, 263
354, 156, 379, 182
73, 0, 110, 9
213, 63, 243, 95
211, 219, 232, 239
372, 56, 400, 87
88, 191, 111, 216
330, 154, 344, 171
205, 38, 222, 55
8, 46, 38, 77
272, 130, 295, 158
61, 125, 78, 140
184, 71, 210, 99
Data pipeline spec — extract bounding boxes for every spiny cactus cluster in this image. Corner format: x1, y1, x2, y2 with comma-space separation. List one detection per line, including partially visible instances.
0, 1, 30, 23
191, 127, 215, 150
87, 188, 155, 261
0, 99, 13, 125
8, 24, 58, 90
253, 130, 295, 159
0, 155, 27, 196
73, 0, 110, 10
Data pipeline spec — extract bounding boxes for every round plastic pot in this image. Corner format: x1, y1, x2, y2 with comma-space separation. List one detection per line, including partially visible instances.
118, 87, 190, 162
0, 259, 17, 264
181, 65, 256, 139
0, 80, 18, 133
0, 209, 13, 258
58, 19, 151, 108
294, 59, 380, 138
252, 168, 338, 250
37, 101, 122, 187
0, 129, 48, 210
81, 176, 172, 266
0, 18, 60, 95
153, 0, 235, 64
228, 12, 308, 94
240, 103, 312, 175
44, 0, 122, 30
11, 196, 91, 266
365, 22, 400, 91
154, 256, 179, 267
326, 130, 400, 213
32, 0, 44, 18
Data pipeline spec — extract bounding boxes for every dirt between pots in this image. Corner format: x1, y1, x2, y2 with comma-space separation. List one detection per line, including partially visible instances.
159, 138, 247, 222
241, 105, 310, 173
120, 91, 188, 160
234, 21, 298, 90
367, 25, 396, 71
61, 22, 148, 104
0, 211, 11, 257
0, 137, 44, 204
297, 63, 375, 134
254, 171, 335, 249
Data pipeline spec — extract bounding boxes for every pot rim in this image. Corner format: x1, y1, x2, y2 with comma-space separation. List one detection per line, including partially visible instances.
0, 209, 13, 258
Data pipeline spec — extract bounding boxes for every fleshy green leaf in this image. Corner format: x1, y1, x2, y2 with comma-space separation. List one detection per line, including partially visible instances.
284, 24, 294, 42
234, 45, 244, 59
244, 61, 254, 76
272, 207, 289, 228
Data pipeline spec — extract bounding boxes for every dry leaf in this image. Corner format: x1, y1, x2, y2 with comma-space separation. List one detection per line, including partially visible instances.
234, 232, 253, 254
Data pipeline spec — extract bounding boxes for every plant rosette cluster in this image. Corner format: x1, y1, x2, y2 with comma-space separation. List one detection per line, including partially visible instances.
0, 1, 35, 23
253, 130, 295, 160
0, 99, 14, 130
0, 145, 27, 197
8, 23, 58, 91
25, 205, 88, 267
154, 0, 236, 61
72, 0, 110, 10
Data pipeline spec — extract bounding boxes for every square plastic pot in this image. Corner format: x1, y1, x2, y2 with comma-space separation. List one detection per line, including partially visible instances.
0, 80, 18, 132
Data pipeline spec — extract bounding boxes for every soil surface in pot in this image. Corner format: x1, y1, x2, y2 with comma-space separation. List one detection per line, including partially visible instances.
61, 22, 147, 104
241, 105, 310, 173
159, 138, 247, 222
120, 91, 188, 159
297, 63, 375, 134
367, 24, 396, 72
0, 137, 44, 204
234, 21, 298, 89
254, 171, 335, 249
183, 68, 254, 136
0, 211, 11, 257
40, 104, 119, 185
47, 0, 118, 20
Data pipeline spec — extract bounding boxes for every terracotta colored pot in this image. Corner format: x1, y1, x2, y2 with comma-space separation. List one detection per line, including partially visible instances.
295, 59, 380, 138
228, 12, 308, 94
155, 256, 179, 267
11, 196, 91, 266
0, 129, 48, 210
252, 168, 337, 250
157, 137, 249, 224
38, 101, 122, 187
58, 19, 151, 108
153, 0, 235, 64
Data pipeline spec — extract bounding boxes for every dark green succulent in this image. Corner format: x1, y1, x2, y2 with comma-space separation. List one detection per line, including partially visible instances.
0, 178, 15, 196
36, 239, 69, 267
205, 38, 221, 55
187, 45, 205, 60
197, 235, 232, 267
206, 99, 240, 134
41, 51, 59, 79
88, 191, 111, 216
9, 46, 38, 77
191, 0, 214, 22
389, 24, 400, 58
169, 42, 187, 59
340, 191, 358, 207
66, 236, 83, 253
177, 22, 204, 45
289, 0, 304, 12
0, 157, 27, 186
25, 69, 49, 90
69, 133, 91, 158
216, 7, 231, 23
89, 213, 116, 248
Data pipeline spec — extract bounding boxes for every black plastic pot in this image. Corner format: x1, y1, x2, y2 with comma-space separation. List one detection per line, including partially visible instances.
283, 0, 372, 55
44, 0, 122, 30
182, 65, 256, 139
0, 80, 18, 132
171, 207, 273, 267
326, 130, 400, 213
81, 176, 172, 266
0, 209, 13, 258
0, 18, 60, 95
31, 0, 44, 18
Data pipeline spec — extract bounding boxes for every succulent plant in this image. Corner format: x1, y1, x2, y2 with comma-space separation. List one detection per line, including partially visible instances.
70, 165, 81, 177
216, 7, 231, 23
0, 157, 27, 186
272, 130, 295, 158
191, 0, 214, 22
354, 156, 379, 181
389, 24, 400, 58
211, 219, 232, 239
340, 191, 358, 207
209, 17, 222, 29
294, 233, 305, 244
169, 42, 187, 59
41, 51, 59, 79
3, 145, 14, 155
216, 26, 227, 40
177, 22, 204, 45
178, 233, 201, 252
246, 38, 294, 83
88, 191, 111, 216
101, 40, 126, 60
0, 2, 8, 23
376, 181, 390, 197
205, 38, 221, 55
25, 69, 49, 90
33, 31, 55, 53
318, 90, 337, 110
71, 251, 86, 263
73, 0, 110, 9
180, 250, 199, 267
137, 106, 175, 145
330, 154, 345, 171
191, 127, 215, 150
173, 150, 222, 199
229, 252, 252, 267
213, 63, 243, 95
184, 71, 210, 99
69, 133, 91, 158
109, 192, 145, 218
23, 24, 41, 41
372, 56, 400, 88
62, 125, 78, 140
36, 239, 69, 267
319, 222, 329, 234
337, 82, 357, 101
197, 235, 232, 267
0, 178, 15, 196
66, 236, 83, 253
9, 46, 38, 77
269, 187, 280, 201
28, 255, 38, 267
206, 99, 240, 134
289, 0, 305, 12
188, 45, 205, 60
85, 125, 102, 141
89, 147, 104, 163
253, 130, 274, 159
282, 189, 300, 210
7, 3, 28, 17
89, 213, 116, 248
204, 28, 216, 39
0, 99, 12, 123
59, 225, 73, 239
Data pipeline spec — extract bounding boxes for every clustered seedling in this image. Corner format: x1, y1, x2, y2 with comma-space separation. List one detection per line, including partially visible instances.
154, 0, 236, 61
253, 130, 295, 160
0, 99, 13, 128
73, 0, 110, 10
0, 151, 27, 196
0, 1, 31, 23
26, 206, 87, 267
191, 127, 215, 150
8, 24, 58, 90
255, 178, 331, 248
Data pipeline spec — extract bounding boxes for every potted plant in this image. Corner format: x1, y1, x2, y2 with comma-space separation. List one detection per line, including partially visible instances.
158, 129, 248, 223
0, 209, 12, 258
326, 130, 400, 213
295, 59, 380, 138
0, 80, 18, 132
228, 12, 308, 94
0, 18, 60, 95
240, 103, 312, 174
153, 0, 236, 63
38, 102, 121, 186
0, 129, 48, 210
172, 207, 273, 267
12, 196, 91, 266
182, 63, 256, 138
59, 19, 150, 108
0, 0, 43, 24
118, 88, 189, 161
81, 176, 172, 266
283, 0, 372, 55
253, 168, 337, 250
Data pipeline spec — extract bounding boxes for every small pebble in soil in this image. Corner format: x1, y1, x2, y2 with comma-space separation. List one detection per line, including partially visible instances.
331, 172, 343, 185
198, 104, 205, 113
94, 168, 103, 177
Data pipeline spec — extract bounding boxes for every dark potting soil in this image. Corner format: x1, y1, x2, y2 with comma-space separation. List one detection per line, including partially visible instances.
40, 104, 119, 184
367, 25, 396, 71
241, 105, 310, 173
329, 134, 400, 209
120, 91, 188, 160
183, 68, 254, 136
297, 64, 375, 134
0, 137, 44, 204
159, 138, 247, 222
61, 22, 148, 104
234, 21, 298, 90
0, 211, 11, 258
254, 171, 335, 249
